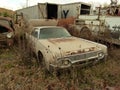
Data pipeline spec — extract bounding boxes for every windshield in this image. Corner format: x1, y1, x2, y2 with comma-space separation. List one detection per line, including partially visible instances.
39, 27, 71, 39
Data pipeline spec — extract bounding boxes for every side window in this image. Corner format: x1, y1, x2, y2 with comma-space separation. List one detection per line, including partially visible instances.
31, 29, 38, 38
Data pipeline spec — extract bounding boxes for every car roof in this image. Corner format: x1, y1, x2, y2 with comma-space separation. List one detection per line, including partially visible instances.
0, 16, 12, 21
29, 26, 65, 33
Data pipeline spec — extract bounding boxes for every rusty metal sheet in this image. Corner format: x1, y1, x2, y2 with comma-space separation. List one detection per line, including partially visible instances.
66, 47, 96, 55
0, 16, 12, 21
48, 38, 74, 44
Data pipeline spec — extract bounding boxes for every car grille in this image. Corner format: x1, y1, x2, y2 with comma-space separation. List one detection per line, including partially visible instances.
65, 51, 101, 62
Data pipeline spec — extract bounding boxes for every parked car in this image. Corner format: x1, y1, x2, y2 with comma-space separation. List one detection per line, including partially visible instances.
0, 16, 15, 47
26, 26, 107, 71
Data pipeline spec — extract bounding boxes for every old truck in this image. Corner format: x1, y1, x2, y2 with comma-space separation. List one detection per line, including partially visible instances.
0, 16, 15, 47
65, 0, 120, 46
25, 23, 107, 72
64, 16, 120, 46
56, 0, 120, 46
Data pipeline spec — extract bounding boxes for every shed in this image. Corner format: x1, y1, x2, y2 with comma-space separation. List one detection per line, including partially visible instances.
61, 2, 91, 18
16, 2, 91, 19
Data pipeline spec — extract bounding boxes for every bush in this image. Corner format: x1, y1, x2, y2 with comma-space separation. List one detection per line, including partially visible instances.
3, 12, 9, 17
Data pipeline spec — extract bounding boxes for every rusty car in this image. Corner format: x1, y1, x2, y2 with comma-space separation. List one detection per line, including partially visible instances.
26, 26, 107, 71
0, 16, 15, 47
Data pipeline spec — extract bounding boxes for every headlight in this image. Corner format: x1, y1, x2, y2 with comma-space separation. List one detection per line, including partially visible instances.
62, 60, 69, 65
57, 58, 71, 67
7, 32, 13, 38
98, 52, 104, 59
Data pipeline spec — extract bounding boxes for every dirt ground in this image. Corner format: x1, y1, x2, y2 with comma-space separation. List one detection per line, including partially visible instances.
0, 46, 120, 90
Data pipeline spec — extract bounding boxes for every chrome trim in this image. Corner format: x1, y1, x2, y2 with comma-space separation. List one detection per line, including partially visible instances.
70, 56, 99, 64
63, 50, 103, 62
50, 50, 107, 69
50, 63, 71, 69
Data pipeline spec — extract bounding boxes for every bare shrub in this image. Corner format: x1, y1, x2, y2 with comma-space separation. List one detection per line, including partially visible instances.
1, 46, 120, 89
57, 17, 95, 41
57, 17, 75, 29
14, 24, 34, 68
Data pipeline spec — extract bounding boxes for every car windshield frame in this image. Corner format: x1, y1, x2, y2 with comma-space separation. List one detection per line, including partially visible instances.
39, 27, 71, 39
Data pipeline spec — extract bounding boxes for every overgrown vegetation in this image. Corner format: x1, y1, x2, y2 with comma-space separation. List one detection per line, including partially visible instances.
0, 8, 14, 17
0, 11, 12, 17
0, 42, 120, 90
0, 17, 120, 89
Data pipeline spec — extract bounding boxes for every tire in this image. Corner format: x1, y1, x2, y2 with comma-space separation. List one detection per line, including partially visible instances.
79, 26, 92, 40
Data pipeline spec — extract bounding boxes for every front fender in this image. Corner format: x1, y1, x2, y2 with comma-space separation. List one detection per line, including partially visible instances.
97, 43, 108, 56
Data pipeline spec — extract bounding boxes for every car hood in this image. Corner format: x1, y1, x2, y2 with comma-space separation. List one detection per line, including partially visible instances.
39, 37, 101, 56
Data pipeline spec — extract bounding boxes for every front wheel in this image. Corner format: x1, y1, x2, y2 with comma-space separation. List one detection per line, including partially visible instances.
38, 52, 51, 77
38, 52, 45, 67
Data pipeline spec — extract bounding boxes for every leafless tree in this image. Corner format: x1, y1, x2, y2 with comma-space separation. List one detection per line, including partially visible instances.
111, 0, 118, 6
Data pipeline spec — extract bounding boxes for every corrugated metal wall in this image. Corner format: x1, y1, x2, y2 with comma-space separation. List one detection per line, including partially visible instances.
38, 3, 47, 19
16, 5, 39, 19
57, 5, 62, 19
61, 3, 81, 18
16, 2, 91, 19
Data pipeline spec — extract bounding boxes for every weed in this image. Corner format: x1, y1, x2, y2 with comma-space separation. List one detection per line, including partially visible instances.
0, 25, 120, 90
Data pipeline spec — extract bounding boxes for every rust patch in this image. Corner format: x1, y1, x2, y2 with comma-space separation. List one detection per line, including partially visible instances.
0, 16, 12, 21
48, 38, 75, 44
66, 47, 96, 55
89, 47, 96, 51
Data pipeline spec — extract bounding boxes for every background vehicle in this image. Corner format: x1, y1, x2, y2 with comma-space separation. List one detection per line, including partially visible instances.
0, 16, 15, 47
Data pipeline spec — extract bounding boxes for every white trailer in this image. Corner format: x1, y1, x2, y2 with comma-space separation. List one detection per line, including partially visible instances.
61, 2, 91, 18
16, 3, 61, 20
16, 2, 91, 20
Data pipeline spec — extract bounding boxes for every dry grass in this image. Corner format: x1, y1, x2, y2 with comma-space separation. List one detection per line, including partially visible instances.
0, 20, 120, 89
0, 8, 14, 17
0, 46, 120, 90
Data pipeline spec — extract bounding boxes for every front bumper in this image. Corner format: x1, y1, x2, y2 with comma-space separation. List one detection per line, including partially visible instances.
49, 51, 107, 69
